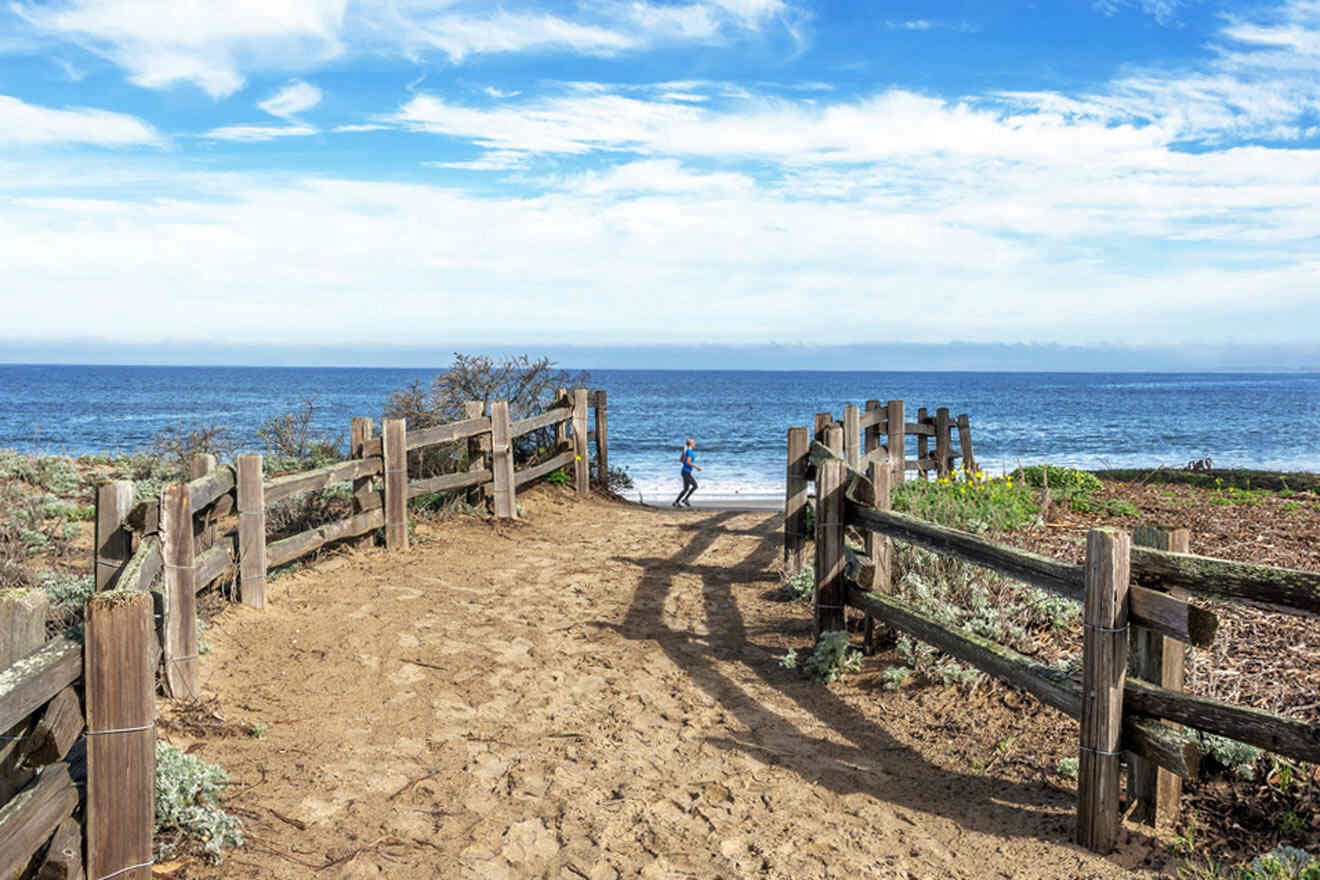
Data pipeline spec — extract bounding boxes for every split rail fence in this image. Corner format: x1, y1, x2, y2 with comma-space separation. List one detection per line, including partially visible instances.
0, 389, 607, 880
786, 403, 1320, 855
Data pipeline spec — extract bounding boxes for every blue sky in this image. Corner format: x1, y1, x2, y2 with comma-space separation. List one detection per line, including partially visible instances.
1, 0, 1318, 366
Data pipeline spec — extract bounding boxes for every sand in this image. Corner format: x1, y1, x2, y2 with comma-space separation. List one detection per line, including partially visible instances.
173, 486, 1166, 879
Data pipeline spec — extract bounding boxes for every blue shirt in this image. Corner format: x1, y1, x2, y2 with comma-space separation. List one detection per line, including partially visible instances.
681, 449, 695, 472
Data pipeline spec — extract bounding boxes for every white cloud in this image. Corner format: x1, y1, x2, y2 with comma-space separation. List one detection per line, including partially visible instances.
885, 19, 979, 33
12, 0, 348, 97
564, 159, 755, 195
424, 150, 529, 171
400, 10, 638, 62
259, 80, 322, 119
52, 57, 85, 81
0, 94, 162, 147
1093, 0, 1183, 26
202, 79, 322, 141
391, 87, 1171, 166
1, 126, 1318, 349
202, 123, 318, 142
11, 0, 800, 94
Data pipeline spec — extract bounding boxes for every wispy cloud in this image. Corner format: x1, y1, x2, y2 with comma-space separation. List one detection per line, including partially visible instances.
11, 0, 348, 98
10, 0, 803, 97
0, 95, 162, 147
885, 19, 979, 33
204, 80, 322, 142
424, 150, 530, 171
202, 123, 318, 142
259, 80, 322, 119
1093, 0, 1184, 26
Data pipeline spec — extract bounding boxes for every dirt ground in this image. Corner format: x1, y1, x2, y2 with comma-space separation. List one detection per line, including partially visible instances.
167, 485, 1181, 880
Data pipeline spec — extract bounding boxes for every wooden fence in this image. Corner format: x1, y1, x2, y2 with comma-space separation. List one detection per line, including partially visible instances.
0, 389, 606, 880
784, 399, 974, 572
794, 422, 1320, 854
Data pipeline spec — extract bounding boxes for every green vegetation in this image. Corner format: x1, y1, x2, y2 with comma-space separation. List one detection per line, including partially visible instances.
779, 567, 814, 603
155, 742, 243, 863
1197, 731, 1263, 781
1016, 464, 1137, 517
1179, 847, 1320, 880
892, 468, 1039, 533
779, 631, 863, 683
1056, 756, 1079, 780
545, 467, 571, 486
257, 397, 342, 472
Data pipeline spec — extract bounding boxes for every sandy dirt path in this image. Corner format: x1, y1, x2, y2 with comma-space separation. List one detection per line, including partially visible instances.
180, 487, 1164, 879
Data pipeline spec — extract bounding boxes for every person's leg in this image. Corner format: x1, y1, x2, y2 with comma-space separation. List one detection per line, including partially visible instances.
681, 472, 698, 505
674, 472, 688, 506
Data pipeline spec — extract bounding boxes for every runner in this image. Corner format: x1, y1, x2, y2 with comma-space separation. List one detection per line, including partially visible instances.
672, 437, 702, 507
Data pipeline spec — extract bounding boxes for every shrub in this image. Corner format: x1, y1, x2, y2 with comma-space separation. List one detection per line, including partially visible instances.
779, 567, 815, 602
258, 397, 343, 467
266, 486, 353, 542
384, 353, 590, 477
41, 571, 94, 635
151, 422, 238, 481
891, 470, 1039, 533
1057, 757, 1080, 780
155, 742, 243, 863
880, 665, 911, 690
545, 468, 571, 486
1244, 846, 1319, 880
594, 462, 634, 495
782, 631, 864, 683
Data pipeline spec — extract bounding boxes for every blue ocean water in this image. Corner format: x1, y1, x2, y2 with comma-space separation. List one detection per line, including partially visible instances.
2, 365, 1318, 500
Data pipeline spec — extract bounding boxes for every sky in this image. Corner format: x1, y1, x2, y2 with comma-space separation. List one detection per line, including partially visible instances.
1, 0, 1318, 369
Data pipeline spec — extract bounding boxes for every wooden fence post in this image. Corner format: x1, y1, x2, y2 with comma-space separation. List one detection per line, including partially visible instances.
490, 401, 516, 518
594, 390, 609, 487
553, 387, 568, 451
825, 423, 843, 457
843, 404, 860, 471
814, 452, 846, 637
935, 408, 952, 479
94, 480, 134, 591
237, 453, 266, 609
813, 412, 832, 442
572, 388, 589, 495
1078, 527, 1131, 854
916, 407, 929, 480
189, 454, 216, 553
351, 417, 376, 538
161, 482, 198, 699
383, 419, 409, 550
864, 399, 883, 460
85, 590, 154, 880
462, 403, 486, 508
956, 413, 976, 475
1129, 524, 1190, 828
886, 400, 905, 484
1, 589, 49, 805
784, 427, 810, 572
862, 459, 892, 655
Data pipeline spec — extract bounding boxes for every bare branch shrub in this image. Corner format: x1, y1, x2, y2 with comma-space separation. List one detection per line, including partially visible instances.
151, 422, 239, 482
383, 354, 589, 478
258, 397, 343, 473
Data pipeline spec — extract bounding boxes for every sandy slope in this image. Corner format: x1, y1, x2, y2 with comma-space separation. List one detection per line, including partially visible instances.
177, 486, 1162, 879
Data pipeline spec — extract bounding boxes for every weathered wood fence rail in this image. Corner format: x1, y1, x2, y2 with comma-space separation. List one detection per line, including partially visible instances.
788, 410, 1320, 856
0, 388, 607, 879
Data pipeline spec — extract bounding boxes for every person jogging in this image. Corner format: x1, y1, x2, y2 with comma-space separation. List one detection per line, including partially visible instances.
673, 437, 702, 507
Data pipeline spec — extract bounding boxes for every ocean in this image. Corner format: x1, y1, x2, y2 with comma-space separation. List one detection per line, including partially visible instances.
2, 365, 1318, 500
